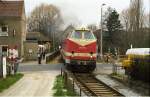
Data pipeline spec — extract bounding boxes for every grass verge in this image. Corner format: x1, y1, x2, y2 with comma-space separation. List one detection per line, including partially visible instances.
110, 73, 125, 78
53, 75, 77, 96
0, 73, 23, 92
110, 73, 127, 82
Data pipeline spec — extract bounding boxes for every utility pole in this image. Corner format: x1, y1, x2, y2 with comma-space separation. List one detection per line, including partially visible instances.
52, 14, 58, 51
149, 0, 150, 30
100, 3, 106, 60
53, 27, 55, 51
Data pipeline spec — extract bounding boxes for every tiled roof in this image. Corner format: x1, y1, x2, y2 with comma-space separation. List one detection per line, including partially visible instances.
26, 32, 51, 42
0, 0, 24, 17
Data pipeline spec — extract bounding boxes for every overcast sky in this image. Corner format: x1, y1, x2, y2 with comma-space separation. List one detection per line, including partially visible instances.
25, 0, 150, 26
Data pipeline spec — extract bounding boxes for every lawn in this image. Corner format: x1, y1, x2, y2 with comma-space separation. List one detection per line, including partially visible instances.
0, 73, 23, 92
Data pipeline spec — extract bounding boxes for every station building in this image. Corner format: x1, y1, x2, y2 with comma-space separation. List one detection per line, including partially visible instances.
0, 0, 26, 57
24, 32, 51, 61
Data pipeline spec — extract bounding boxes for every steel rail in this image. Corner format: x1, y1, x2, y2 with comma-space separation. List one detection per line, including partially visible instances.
73, 73, 124, 96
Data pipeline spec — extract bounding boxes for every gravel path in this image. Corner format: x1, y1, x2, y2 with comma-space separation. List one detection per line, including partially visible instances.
0, 62, 62, 96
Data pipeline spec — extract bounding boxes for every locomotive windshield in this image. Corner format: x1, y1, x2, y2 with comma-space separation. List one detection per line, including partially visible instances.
84, 31, 95, 39
71, 31, 82, 39
71, 30, 95, 39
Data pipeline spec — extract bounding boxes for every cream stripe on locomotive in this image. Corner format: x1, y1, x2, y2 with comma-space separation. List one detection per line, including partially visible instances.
69, 38, 96, 46
62, 49, 96, 57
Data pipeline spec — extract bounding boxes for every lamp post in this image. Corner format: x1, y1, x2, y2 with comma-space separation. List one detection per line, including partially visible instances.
100, 3, 106, 60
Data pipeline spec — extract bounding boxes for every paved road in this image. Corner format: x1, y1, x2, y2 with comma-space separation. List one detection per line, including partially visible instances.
18, 62, 61, 73
0, 61, 62, 96
95, 63, 125, 75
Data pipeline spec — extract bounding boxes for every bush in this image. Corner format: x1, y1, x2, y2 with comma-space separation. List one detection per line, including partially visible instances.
130, 56, 150, 83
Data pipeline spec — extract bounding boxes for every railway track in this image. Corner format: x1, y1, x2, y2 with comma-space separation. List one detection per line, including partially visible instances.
72, 73, 124, 96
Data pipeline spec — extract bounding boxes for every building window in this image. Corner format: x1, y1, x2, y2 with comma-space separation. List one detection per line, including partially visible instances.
0, 25, 8, 36
0, 45, 8, 56
13, 29, 16, 36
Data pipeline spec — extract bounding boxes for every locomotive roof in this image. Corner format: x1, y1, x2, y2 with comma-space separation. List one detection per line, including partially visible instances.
75, 28, 90, 32
126, 48, 150, 55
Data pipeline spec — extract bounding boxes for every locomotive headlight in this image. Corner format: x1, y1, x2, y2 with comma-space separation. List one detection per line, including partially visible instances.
71, 51, 74, 57
90, 52, 93, 58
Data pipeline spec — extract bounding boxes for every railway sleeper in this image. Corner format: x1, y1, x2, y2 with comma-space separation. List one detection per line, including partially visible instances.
86, 86, 106, 89
91, 88, 110, 92
76, 84, 91, 93
85, 83, 101, 85
94, 92, 113, 94
85, 84, 106, 87
90, 88, 109, 90
95, 91, 118, 95
99, 93, 120, 96
76, 77, 93, 79
89, 86, 107, 88
92, 89, 121, 95
82, 86, 122, 96
84, 81, 98, 83
78, 88, 93, 96
92, 89, 112, 92
96, 93, 117, 96
85, 84, 105, 87
79, 78, 95, 80
85, 83, 110, 87
85, 83, 102, 85
80, 87, 89, 91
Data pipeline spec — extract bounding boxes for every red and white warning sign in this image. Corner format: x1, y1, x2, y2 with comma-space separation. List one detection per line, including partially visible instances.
8, 48, 18, 60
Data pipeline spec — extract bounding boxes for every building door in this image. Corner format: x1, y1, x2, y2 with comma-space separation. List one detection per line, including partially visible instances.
0, 45, 8, 56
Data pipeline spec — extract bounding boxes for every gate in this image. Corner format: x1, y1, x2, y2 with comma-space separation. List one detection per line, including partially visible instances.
0, 47, 2, 77
0, 46, 8, 77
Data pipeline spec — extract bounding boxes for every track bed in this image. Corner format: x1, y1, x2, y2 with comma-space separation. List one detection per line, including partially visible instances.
72, 73, 124, 96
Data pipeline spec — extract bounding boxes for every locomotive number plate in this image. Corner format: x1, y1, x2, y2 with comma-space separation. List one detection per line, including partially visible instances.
78, 61, 86, 65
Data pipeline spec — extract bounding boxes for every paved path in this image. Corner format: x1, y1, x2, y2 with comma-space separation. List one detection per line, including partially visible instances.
96, 74, 141, 96
0, 61, 62, 96
95, 63, 143, 96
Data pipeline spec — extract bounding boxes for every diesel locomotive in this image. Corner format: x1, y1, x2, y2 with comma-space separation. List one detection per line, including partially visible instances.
61, 28, 97, 72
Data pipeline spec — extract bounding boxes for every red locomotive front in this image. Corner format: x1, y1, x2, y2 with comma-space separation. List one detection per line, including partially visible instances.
61, 28, 97, 72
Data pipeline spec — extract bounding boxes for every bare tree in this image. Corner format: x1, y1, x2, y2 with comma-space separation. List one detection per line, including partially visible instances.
27, 4, 63, 38
143, 13, 150, 28
87, 24, 97, 31
122, 0, 150, 48
129, 0, 145, 47
120, 9, 131, 49
120, 0, 146, 48
121, 9, 130, 31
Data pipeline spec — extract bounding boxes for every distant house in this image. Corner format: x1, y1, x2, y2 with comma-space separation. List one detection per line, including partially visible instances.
0, 0, 26, 57
24, 32, 51, 60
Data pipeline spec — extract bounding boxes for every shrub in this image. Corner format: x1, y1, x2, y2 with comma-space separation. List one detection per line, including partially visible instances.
130, 56, 150, 83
